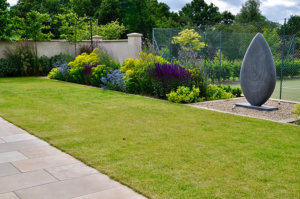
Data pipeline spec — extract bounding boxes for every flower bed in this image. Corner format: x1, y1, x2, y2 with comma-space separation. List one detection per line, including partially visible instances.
48, 48, 242, 103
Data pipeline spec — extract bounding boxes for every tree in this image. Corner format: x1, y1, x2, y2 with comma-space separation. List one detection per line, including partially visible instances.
0, 0, 11, 40
94, 20, 126, 40
221, 11, 235, 24
262, 28, 281, 58
120, 0, 154, 38
179, 0, 222, 26
278, 15, 300, 50
150, 0, 180, 28
96, 0, 121, 25
70, 0, 101, 17
56, 11, 87, 55
278, 16, 300, 35
236, 0, 266, 23
25, 11, 52, 41
173, 29, 205, 51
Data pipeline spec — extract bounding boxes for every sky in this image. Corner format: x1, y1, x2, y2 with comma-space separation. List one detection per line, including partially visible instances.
7, 0, 300, 23
158, 0, 300, 23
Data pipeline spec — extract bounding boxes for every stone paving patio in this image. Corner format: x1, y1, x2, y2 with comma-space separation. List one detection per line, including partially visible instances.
0, 117, 146, 199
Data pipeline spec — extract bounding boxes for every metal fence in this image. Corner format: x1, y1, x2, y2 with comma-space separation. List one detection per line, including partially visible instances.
153, 22, 300, 102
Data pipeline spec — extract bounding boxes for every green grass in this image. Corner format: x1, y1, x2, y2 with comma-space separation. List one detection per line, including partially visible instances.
0, 77, 299, 199
228, 78, 300, 102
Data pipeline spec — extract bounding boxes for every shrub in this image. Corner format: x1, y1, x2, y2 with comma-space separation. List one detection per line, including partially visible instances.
50, 53, 74, 67
150, 63, 191, 98
206, 84, 234, 100
69, 67, 84, 84
232, 87, 242, 97
48, 62, 69, 81
68, 49, 100, 68
292, 104, 300, 123
167, 86, 200, 103
79, 45, 93, 54
121, 52, 168, 94
101, 70, 126, 91
96, 48, 120, 69
58, 63, 70, 80
48, 68, 63, 80
0, 58, 19, 77
96, 20, 126, 40
4, 42, 39, 76
39, 56, 51, 75
90, 65, 110, 86
172, 29, 205, 51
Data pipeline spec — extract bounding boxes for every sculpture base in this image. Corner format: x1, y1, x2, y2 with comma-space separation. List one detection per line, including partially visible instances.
235, 102, 278, 111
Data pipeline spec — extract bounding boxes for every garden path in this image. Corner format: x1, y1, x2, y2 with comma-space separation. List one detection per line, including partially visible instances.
0, 117, 146, 199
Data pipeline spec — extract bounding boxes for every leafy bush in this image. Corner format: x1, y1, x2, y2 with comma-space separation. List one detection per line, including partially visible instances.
96, 20, 126, 40
167, 86, 200, 103
79, 45, 93, 54
4, 42, 39, 76
48, 68, 63, 80
232, 87, 242, 97
150, 63, 191, 98
0, 58, 19, 77
69, 67, 84, 84
173, 29, 205, 51
96, 48, 120, 69
101, 70, 126, 91
68, 49, 100, 68
206, 84, 234, 100
90, 65, 110, 86
50, 53, 74, 67
121, 52, 168, 94
39, 56, 51, 75
48, 62, 69, 81
292, 104, 300, 123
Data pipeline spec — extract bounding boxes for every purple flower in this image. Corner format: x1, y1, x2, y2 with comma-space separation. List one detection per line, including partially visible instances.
83, 65, 97, 75
150, 63, 190, 81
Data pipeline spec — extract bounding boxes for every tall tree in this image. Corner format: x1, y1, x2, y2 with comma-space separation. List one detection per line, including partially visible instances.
0, 0, 10, 40
236, 0, 266, 23
96, 0, 121, 25
120, 0, 154, 38
179, 0, 222, 26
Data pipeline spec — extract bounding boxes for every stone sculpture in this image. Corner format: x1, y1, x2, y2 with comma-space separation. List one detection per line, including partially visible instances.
236, 33, 278, 111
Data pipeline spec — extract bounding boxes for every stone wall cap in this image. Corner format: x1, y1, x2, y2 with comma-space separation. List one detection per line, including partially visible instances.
127, 33, 143, 37
93, 35, 103, 39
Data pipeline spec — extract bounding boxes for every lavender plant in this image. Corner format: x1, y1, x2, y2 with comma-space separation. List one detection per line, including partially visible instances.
101, 70, 126, 91
149, 63, 191, 98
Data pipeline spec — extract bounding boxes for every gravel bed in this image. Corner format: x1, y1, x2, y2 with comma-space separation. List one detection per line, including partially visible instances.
190, 97, 298, 123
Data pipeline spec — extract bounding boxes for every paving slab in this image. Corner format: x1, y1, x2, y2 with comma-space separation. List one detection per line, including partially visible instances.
0, 170, 57, 194
19, 146, 63, 159
0, 192, 19, 199
0, 117, 146, 199
73, 186, 147, 199
0, 152, 28, 164
15, 174, 120, 199
0, 163, 20, 177
0, 140, 48, 153
0, 134, 36, 143
45, 163, 98, 180
12, 154, 79, 172
0, 118, 26, 136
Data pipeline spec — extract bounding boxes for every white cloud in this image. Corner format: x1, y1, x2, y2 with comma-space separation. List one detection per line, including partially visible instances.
7, 0, 17, 6
262, 0, 297, 7
205, 0, 242, 14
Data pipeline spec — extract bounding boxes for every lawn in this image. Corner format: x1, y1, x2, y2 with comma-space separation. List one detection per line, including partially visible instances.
0, 77, 299, 199
228, 78, 300, 102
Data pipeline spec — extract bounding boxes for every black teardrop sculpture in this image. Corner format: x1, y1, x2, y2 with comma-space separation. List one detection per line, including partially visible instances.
240, 33, 276, 106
